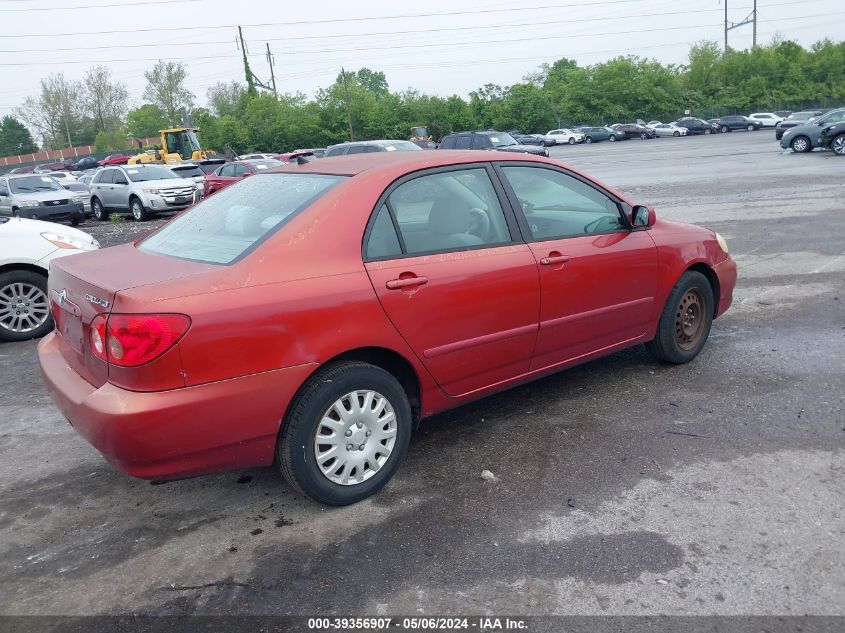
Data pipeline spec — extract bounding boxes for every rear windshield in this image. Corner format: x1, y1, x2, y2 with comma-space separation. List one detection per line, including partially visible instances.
171, 166, 205, 178
125, 166, 179, 182
138, 173, 346, 264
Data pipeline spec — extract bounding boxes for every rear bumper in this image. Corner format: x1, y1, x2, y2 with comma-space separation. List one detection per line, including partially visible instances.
38, 332, 318, 480
713, 256, 737, 318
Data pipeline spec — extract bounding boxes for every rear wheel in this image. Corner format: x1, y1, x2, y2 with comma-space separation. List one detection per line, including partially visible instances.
831, 134, 845, 156
130, 197, 148, 222
277, 361, 412, 505
646, 271, 714, 364
0, 270, 52, 342
790, 136, 811, 153
91, 198, 108, 221
585, 136, 593, 144
721, 125, 729, 133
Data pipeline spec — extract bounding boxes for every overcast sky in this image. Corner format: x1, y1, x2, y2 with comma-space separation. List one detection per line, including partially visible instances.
1, 0, 842, 114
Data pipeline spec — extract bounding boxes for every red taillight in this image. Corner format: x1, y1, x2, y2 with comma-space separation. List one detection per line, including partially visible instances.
89, 313, 190, 367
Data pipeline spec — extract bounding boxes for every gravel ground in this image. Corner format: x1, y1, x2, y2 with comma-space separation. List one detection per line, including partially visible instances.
1, 132, 843, 619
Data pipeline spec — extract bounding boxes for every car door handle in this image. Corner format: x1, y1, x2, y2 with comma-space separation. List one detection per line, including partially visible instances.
385, 276, 428, 290
540, 255, 571, 265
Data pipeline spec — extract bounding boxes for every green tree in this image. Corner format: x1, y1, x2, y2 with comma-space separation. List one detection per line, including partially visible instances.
142, 61, 195, 126
126, 104, 168, 139
0, 115, 38, 156
94, 129, 128, 152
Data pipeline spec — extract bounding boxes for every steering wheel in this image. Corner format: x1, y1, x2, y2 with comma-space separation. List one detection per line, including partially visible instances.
467, 208, 491, 241
519, 197, 535, 214
583, 215, 619, 234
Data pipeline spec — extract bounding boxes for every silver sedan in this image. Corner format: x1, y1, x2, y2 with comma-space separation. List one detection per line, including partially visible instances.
651, 123, 688, 137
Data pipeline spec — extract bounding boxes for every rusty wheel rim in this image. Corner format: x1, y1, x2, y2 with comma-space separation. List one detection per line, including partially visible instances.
675, 289, 705, 350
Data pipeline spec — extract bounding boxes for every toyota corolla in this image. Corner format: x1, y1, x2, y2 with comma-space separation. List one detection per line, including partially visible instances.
38, 151, 736, 505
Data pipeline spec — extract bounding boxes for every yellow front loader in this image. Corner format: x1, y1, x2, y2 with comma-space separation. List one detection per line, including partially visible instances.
128, 128, 209, 165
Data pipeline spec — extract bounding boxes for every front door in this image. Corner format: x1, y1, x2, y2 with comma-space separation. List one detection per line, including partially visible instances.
363, 166, 540, 397
497, 164, 658, 370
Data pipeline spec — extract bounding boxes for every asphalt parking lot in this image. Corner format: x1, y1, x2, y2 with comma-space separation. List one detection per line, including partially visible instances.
1, 132, 843, 618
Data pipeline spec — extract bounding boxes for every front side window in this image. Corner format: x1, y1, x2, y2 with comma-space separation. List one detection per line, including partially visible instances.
379, 168, 511, 256
454, 136, 471, 149
139, 173, 346, 264
440, 136, 456, 149
502, 166, 626, 240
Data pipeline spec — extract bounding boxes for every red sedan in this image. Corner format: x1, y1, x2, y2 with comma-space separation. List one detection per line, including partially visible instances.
202, 158, 283, 197
98, 154, 130, 166
38, 152, 736, 505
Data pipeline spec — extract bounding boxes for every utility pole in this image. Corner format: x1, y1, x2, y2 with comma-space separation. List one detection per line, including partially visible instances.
753, 0, 757, 47
341, 67, 354, 141
724, 0, 728, 52
266, 43, 277, 96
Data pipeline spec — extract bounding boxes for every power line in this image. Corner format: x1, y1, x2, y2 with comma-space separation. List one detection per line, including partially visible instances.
0, 0, 706, 38
0, 0, 203, 10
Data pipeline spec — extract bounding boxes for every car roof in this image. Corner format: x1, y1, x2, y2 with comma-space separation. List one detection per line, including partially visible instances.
266, 150, 549, 177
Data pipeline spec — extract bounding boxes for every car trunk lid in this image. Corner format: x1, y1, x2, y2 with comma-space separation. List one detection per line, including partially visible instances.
48, 243, 217, 387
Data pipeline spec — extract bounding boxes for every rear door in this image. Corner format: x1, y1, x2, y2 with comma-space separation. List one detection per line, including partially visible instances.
363, 165, 540, 396
496, 163, 658, 370
92, 169, 115, 206
110, 169, 130, 209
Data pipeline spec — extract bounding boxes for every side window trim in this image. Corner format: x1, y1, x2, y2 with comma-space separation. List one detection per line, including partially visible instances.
492, 161, 633, 242
361, 163, 524, 263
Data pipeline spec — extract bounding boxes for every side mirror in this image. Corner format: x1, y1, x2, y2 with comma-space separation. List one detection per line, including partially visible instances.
631, 205, 656, 228
241, 172, 252, 178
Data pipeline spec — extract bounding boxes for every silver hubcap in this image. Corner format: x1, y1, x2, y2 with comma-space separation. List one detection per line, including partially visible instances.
833, 136, 845, 155
0, 282, 49, 333
132, 202, 141, 219
793, 138, 808, 151
314, 390, 397, 486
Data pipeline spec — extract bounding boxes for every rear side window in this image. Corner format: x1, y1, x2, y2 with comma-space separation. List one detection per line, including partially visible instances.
113, 171, 128, 185
95, 170, 113, 184
455, 135, 471, 149
365, 205, 402, 259
139, 174, 346, 264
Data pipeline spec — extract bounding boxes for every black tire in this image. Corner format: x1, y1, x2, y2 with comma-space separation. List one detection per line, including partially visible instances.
585, 136, 593, 144
640, 132, 647, 139
12, 209, 19, 218
70, 217, 81, 226
91, 198, 108, 221
0, 270, 53, 342
790, 135, 811, 153
608, 135, 616, 142
277, 361, 412, 505
673, 131, 680, 137
746, 124, 755, 131
568, 137, 576, 145
130, 196, 148, 222
646, 271, 714, 364
704, 128, 712, 135
830, 133, 845, 156
720, 125, 729, 133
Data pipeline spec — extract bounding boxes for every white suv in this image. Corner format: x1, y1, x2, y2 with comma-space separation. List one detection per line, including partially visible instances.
89, 164, 199, 222
545, 129, 584, 145
748, 113, 783, 127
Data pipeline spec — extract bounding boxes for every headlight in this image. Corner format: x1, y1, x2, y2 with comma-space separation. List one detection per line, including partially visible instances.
20, 199, 39, 208
142, 187, 161, 194
41, 232, 94, 250
71, 195, 82, 203
715, 232, 729, 254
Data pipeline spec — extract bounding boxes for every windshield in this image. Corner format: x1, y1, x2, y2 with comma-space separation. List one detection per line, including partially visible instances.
172, 167, 205, 178
139, 173, 346, 264
124, 166, 179, 182
251, 159, 284, 170
10, 175, 62, 193
488, 133, 518, 147
378, 141, 422, 152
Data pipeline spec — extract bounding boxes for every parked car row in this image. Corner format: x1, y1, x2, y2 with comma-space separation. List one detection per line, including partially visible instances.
778, 107, 845, 154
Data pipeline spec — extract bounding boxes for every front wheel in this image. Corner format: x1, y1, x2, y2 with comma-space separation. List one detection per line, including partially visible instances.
704, 128, 712, 135
585, 136, 593, 144
608, 135, 616, 142
721, 125, 729, 133
0, 270, 53, 342
91, 198, 108, 221
277, 361, 412, 505
673, 131, 680, 137
130, 197, 148, 222
830, 134, 845, 156
640, 132, 648, 139
746, 124, 755, 131
791, 136, 811, 153
568, 137, 576, 145
646, 271, 714, 364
